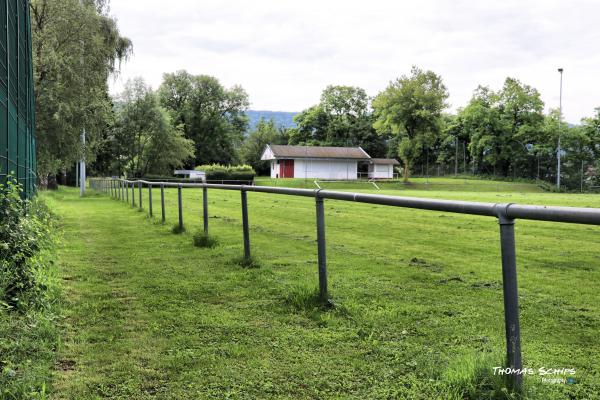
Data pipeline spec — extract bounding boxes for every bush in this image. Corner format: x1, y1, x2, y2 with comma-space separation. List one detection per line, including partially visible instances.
171, 223, 185, 234
232, 255, 261, 269
194, 164, 256, 182
192, 231, 218, 248
0, 178, 55, 311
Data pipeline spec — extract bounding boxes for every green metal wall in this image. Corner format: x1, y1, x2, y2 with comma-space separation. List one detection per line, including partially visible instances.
0, 0, 35, 198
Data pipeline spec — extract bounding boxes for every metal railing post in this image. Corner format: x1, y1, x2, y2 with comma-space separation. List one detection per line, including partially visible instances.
241, 189, 250, 259
138, 181, 143, 210
148, 184, 153, 217
178, 184, 184, 231
203, 187, 208, 234
125, 181, 129, 203
497, 205, 522, 392
160, 184, 165, 223
121, 180, 124, 201
118, 180, 121, 201
315, 193, 328, 301
131, 182, 135, 207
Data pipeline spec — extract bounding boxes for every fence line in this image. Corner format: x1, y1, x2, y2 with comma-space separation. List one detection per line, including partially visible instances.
89, 177, 600, 392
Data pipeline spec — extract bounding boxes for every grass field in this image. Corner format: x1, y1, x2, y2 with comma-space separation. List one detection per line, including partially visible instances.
40, 178, 600, 399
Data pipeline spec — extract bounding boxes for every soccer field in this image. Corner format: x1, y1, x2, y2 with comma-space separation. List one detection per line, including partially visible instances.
41, 179, 600, 399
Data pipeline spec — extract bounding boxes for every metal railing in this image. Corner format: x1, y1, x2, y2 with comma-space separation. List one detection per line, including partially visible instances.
89, 177, 600, 392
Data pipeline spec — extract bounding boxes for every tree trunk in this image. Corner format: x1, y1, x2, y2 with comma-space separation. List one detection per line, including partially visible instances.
403, 159, 410, 182
47, 174, 58, 190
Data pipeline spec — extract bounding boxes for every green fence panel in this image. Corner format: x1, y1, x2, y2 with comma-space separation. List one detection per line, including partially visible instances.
0, 0, 35, 198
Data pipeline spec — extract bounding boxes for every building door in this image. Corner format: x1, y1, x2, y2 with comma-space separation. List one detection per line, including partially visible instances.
282, 160, 294, 178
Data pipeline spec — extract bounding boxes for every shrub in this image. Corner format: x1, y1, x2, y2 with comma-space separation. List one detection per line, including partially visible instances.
0, 178, 55, 311
232, 255, 260, 269
171, 223, 185, 234
194, 164, 256, 182
192, 231, 218, 248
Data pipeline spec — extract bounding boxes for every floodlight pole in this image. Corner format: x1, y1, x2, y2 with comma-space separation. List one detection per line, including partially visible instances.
78, 8, 86, 196
556, 68, 563, 190
79, 128, 86, 196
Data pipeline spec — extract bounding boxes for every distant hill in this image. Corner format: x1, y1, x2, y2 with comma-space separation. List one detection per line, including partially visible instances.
246, 110, 298, 131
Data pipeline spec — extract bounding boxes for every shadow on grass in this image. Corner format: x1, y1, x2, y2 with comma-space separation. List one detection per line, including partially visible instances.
171, 224, 185, 234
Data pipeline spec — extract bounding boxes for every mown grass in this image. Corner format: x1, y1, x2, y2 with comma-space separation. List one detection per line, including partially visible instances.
40, 179, 600, 399
254, 176, 546, 193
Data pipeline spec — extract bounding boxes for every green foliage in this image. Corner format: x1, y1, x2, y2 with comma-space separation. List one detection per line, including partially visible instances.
31, 0, 132, 179
110, 78, 195, 177
0, 180, 58, 400
240, 118, 288, 175
373, 66, 449, 180
289, 85, 389, 157
0, 179, 55, 311
458, 79, 545, 177
158, 70, 249, 166
192, 231, 218, 248
194, 164, 256, 182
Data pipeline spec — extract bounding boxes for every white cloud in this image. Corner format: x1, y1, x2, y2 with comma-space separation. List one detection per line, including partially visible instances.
108, 0, 600, 122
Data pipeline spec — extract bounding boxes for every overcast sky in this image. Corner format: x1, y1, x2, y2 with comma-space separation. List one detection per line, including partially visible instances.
108, 0, 600, 123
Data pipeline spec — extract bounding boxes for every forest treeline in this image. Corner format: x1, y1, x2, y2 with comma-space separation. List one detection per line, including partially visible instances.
32, 0, 600, 190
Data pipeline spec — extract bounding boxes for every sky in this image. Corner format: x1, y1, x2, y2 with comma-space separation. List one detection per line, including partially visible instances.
107, 0, 600, 123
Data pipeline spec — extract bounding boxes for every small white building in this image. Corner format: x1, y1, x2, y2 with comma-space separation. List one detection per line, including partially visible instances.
367, 159, 400, 179
261, 145, 371, 180
174, 170, 206, 181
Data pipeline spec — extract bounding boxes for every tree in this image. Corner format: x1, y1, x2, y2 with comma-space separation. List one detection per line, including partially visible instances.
456, 86, 504, 175
158, 71, 249, 166
111, 79, 194, 178
240, 118, 288, 175
581, 108, 600, 160
289, 85, 389, 157
459, 79, 544, 178
31, 0, 132, 182
373, 66, 448, 180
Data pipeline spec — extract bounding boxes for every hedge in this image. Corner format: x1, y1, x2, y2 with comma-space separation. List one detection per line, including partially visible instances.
194, 164, 256, 182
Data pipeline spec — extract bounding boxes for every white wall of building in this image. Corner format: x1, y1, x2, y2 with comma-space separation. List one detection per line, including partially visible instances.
294, 159, 358, 180
369, 164, 394, 179
270, 160, 280, 178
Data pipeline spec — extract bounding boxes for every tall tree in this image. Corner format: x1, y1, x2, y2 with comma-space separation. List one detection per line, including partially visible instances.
158, 71, 249, 166
289, 85, 388, 157
31, 0, 132, 182
240, 118, 288, 175
111, 78, 194, 178
460, 79, 544, 177
372, 66, 449, 180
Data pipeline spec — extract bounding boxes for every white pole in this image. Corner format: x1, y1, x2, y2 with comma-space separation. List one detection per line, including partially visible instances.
557, 68, 563, 189
80, 128, 86, 196
79, 0, 85, 196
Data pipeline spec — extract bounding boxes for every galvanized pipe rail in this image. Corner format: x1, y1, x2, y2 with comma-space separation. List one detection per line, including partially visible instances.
90, 177, 600, 392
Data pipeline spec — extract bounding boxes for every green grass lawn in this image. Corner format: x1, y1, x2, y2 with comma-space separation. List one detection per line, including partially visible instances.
41, 179, 600, 399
